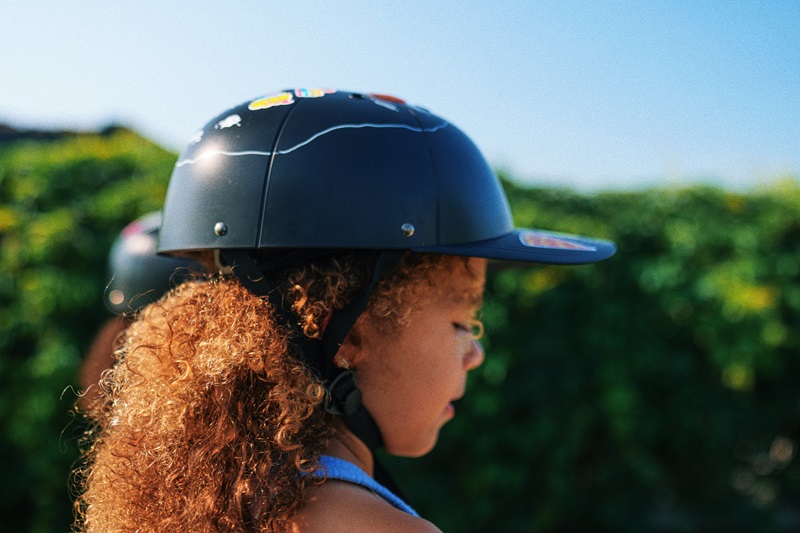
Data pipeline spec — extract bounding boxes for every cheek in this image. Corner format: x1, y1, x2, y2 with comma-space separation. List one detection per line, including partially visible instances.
365, 336, 451, 400
402, 330, 457, 373
356, 315, 463, 400
407, 338, 465, 393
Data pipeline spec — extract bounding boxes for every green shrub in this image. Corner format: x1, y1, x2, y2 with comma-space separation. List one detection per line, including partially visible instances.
387, 176, 800, 532
2, 130, 798, 531
0, 129, 174, 532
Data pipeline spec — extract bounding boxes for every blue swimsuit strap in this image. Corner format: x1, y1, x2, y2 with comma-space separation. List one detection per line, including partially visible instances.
314, 455, 419, 517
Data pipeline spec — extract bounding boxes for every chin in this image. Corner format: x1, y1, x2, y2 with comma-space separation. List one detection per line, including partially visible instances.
384, 433, 440, 458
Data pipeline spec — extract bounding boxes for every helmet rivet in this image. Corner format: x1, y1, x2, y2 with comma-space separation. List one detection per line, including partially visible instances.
214, 222, 228, 236
400, 223, 415, 237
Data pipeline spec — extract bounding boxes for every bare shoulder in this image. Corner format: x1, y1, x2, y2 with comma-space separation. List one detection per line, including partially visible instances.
289, 479, 441, 533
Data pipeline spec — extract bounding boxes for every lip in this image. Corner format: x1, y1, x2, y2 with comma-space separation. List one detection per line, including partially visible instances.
445, 394, 464, 418
445, 388, 466, 418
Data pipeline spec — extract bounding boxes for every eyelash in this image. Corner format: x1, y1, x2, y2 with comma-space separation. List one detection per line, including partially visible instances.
453, 318, 485, 339
453, 322, 471, 333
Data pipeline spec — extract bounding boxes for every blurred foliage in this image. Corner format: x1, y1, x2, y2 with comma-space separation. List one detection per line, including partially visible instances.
0, 129, 175, 532
385, 174, 800, 532
2, 130, 800, 531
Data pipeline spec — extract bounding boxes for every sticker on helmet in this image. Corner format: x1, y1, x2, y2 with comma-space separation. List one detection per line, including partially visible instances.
294, 88, 336, 98
368, 94, 405, 112
215, 114, 242, 130
369, 93, 406, 105
519, 231, 597, 251
248, 89, 336, 110
249, 92, 294, 111
121, 220, 144, 238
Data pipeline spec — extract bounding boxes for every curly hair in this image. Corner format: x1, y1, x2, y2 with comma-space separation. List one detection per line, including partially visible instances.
73, 251, 478, 532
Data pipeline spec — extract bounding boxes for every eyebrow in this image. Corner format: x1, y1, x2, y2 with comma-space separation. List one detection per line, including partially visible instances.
450, 285, 485, 308
466, 291, 484, 307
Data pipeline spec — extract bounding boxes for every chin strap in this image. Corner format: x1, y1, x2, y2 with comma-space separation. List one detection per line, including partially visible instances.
218, 249, 404, 453
318, 250, 404, 450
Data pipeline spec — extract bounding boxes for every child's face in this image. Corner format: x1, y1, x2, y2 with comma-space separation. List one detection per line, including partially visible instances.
350, 257, 487, 457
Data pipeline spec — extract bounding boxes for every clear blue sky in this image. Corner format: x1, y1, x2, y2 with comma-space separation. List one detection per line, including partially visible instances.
1, 1, 798, 190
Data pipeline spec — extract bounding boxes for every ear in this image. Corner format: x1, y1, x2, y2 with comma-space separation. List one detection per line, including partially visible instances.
335, 322, 365, 368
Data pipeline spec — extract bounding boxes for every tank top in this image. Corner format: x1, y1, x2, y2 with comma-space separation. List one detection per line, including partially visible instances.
315, 455, 419, 517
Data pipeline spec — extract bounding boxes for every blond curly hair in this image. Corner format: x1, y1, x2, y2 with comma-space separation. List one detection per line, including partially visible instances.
73, 251, 479, 532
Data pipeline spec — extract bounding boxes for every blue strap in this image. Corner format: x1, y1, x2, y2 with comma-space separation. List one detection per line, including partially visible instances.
314, 455, 419, 517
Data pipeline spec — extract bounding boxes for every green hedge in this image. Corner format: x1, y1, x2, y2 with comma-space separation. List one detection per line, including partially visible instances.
1, 131, 798, 531
388, 177, 800, 531
0, 130, 174, 532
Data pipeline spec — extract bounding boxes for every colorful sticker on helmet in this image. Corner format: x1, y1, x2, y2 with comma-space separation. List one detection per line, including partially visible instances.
369, 93, 406, 105
294, 88, 336, 98
121, 220, 144, 238
249, 92, 294, 111
215, 114, 242, 129
519, 231, 597, 251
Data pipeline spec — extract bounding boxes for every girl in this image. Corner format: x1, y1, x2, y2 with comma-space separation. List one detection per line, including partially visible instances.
74, 89, 615, 532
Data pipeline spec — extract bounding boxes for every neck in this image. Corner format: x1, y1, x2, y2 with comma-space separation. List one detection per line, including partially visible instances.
326, 417, 375, 477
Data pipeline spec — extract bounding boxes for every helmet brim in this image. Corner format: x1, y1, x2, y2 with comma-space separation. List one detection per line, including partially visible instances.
413, 229, 616, 265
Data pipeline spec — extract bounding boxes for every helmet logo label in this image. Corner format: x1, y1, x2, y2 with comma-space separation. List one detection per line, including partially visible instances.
520, 231, 597, 252
249, 89, 336, 111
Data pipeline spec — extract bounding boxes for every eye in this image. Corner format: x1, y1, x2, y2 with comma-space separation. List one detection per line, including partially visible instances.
453, 322, 471, 333
453, 320, 484, 339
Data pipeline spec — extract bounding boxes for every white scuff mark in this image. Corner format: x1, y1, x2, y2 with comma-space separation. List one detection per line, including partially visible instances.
276, 121, 450, 155
175, 121, 450, 166
215, 114, 242, 129
175, 150, 273, 167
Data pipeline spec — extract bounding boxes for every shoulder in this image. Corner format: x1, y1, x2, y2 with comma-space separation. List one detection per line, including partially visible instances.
290, 479, 441, 533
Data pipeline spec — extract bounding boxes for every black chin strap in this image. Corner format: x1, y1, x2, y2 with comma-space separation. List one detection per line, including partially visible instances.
318, 250, 404, 450
218, 249, 404, 453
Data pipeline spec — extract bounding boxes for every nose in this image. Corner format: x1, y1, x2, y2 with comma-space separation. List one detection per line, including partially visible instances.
464, 339, 485, 371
